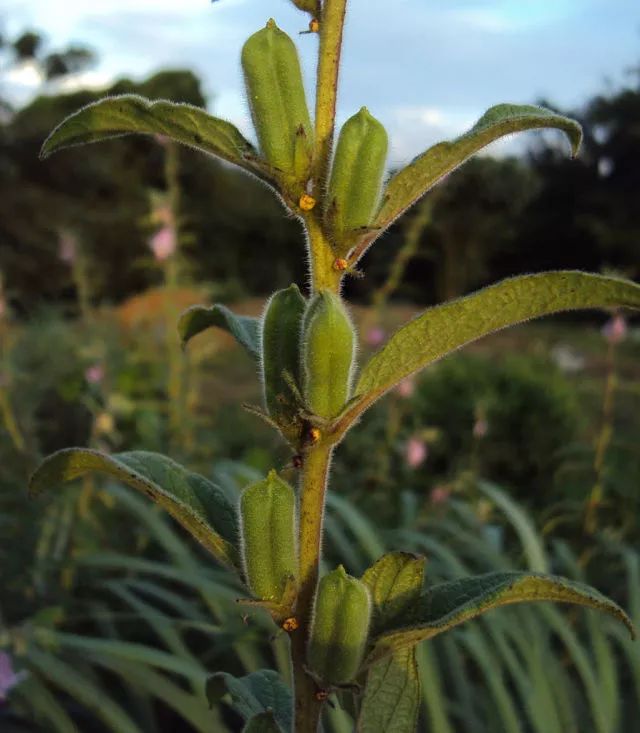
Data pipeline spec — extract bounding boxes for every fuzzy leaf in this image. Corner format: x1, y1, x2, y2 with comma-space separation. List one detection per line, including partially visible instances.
178, 303, 261, 359
244, 712, 283, 733
40, 94, 272, 181
362, 552, 426, 636
353, 272, 640, 413
368, 571, 635, 665
376, 103, 582, 229
29, 449, 239, 569
206, 670, 292, 733
357, 648, 420, 733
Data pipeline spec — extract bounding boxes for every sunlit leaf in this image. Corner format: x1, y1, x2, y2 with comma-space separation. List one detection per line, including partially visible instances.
178, 303, 261, 359
349, 272, 640, 420
358, 553, 425, 732
206, 670, 292, 733
40, 94, 273, 183
357, 648, 420, 733
367, 571, 635, 665
362, 551, 425, 635
376, 104, 582, 230
29, 449, 240, 570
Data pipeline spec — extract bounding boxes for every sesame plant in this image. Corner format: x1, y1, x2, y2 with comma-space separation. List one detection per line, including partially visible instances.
30, 2, 640, 731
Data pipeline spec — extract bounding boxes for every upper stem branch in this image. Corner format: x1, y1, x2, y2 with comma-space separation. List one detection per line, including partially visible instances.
314, 0, 348, 187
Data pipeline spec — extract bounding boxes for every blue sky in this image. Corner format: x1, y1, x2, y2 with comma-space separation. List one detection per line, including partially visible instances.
3, 0, 639, 165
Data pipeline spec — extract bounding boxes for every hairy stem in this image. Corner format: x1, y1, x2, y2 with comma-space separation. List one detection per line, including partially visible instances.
292, 444, 333, 732
306, 215, 342, 293
315, 0, 348, 187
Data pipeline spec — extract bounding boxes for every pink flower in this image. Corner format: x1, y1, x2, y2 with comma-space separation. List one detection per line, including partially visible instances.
430, 486, 450, 505
85, 363, 105, 385
602, 314, 627, 345
366, 326, 386, 347
58, 231, 77, 264
149, 225, 176, 261
473, 418, 489, 439
0, 652, 26, 702
395, 377, 415, 399
405, 436, 427, 468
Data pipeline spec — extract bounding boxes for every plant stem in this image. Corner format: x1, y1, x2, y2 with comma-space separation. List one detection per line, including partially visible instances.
315, 0, 348, 187
306, 215, 342, 293
584, 338, 618, 534
292, 444, 333, 732
290, 4, 348, 729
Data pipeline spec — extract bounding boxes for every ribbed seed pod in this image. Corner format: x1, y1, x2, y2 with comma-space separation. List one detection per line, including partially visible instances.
261, 284, 306, 442
292, 0, 317, 11
307, 566, 371, 686
301, 290, 356, 419
241, 19, 313, 177
240, 471, 298, 601
327, 107, 388, 242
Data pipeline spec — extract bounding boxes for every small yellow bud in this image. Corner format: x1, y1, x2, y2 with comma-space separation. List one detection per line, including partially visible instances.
333, 258, 348, 272
299, 193, 316, 211
309, 19, 320, 33
309, 427, 321, 444
282, 616, 299, 632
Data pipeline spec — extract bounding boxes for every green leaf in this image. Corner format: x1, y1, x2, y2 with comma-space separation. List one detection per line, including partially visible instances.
357, 648, 420, 733
29, 449, 239, 569
376, 103, 582, 229
244, 712, 284, 733
358, 554, 425, 732
178, 303, 261, 359
368, 571, 635, 665
361, 551, 426, 636
40, 94, 272, 182
206, 670, 292, 733
353, 272, 640, 413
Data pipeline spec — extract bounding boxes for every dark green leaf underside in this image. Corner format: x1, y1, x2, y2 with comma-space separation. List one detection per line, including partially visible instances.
206, 670, 292, 733
29, 449, 239, 569
244, 712, 283, 733
178, 303, 261, 360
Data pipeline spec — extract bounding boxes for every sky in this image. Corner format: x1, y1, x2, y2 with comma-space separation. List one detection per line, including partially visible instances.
3, 0, 639, 166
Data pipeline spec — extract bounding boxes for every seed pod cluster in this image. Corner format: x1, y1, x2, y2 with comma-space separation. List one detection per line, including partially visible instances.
239, 471, 298, 601
241, 19, 314, 179
307, 566, 372, 685
301, 290, 356, 420
261, 284, 306, 443
326, 107, 388, 247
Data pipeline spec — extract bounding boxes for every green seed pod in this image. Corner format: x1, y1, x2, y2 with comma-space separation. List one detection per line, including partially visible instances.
241, 19, 314, 177
291, 0, 317, 12
240, 470, 298, 601
261, 284, 306, 442
301, 290, 356, 419
307, 566, 371, 686
327, 107, 388, 242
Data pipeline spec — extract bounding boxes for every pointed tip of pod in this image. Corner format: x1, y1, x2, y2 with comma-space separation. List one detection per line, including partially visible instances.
266, 18, 277, 29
